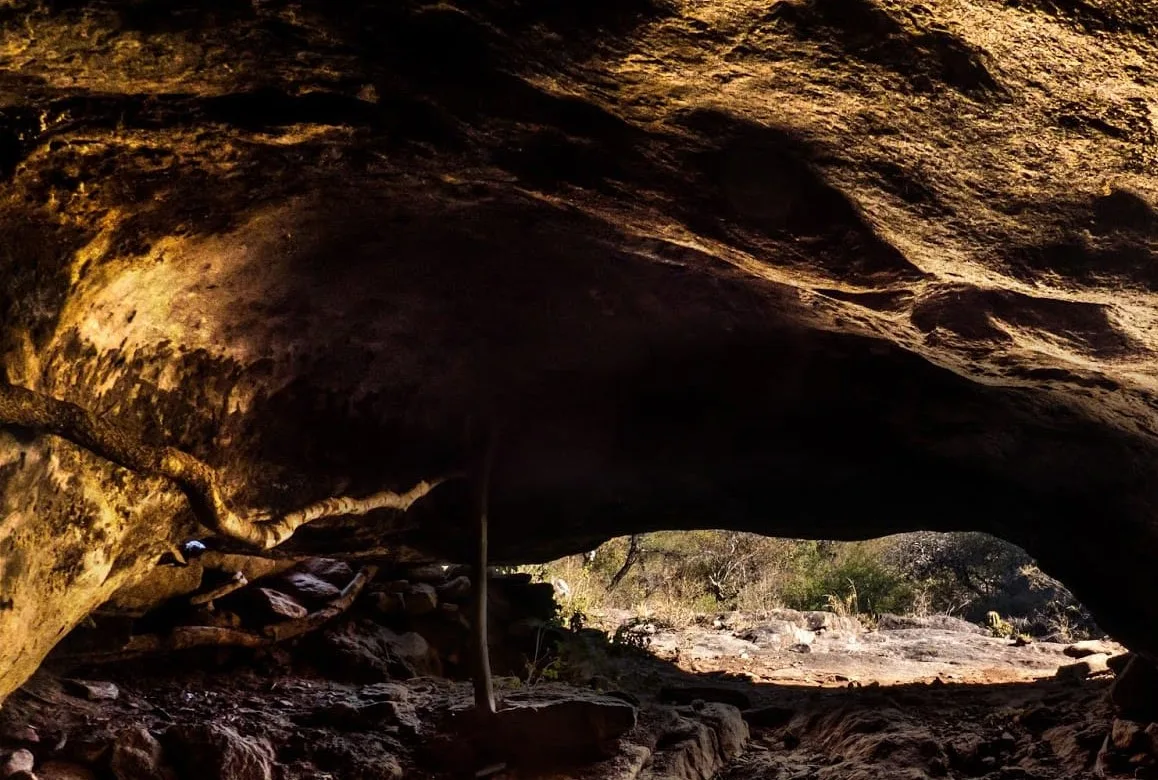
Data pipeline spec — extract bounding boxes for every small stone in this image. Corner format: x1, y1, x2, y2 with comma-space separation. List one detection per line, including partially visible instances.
301, 558, 355, 587
3, 749, 34, 777
63, 679, 119, 701
382, 580, 409, 593
37, 762, 95, 780
110, 726, 165, 780
403, 583, 438, 616
253, 588, 308, 621
275, 572, 341, 607
435, 575, 471, 601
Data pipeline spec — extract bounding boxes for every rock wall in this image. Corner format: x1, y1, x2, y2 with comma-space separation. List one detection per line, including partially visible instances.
1, 0, 1158, 700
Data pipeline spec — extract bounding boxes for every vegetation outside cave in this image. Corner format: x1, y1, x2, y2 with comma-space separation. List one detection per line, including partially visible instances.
518, 531, 1099, 641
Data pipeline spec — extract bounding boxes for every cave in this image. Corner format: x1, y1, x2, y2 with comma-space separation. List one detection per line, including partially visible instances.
1, 0, 1157, 776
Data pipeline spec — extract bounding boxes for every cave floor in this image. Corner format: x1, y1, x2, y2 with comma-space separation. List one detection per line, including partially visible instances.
0, 612, 1121, 780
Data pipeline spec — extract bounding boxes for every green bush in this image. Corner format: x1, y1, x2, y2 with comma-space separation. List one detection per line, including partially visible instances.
780, 545, 915, 615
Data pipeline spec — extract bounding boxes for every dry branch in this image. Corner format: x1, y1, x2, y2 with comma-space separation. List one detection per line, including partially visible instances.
0, 381, 451, 548
472, 433, 497, 717
189, 572, 249, 605
57, 567, 378, 663
264, 565, 378, 641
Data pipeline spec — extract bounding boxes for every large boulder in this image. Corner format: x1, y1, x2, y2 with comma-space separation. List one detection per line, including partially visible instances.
2, 0, 1158, 702
164, 723, 275, 780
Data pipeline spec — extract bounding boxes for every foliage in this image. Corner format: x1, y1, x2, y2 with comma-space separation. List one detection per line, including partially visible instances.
522, 530, 1099, 639
778, 544, 915, 616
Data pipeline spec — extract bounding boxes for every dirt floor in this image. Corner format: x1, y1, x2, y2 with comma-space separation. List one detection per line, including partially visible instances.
0, 610, 1127, 780
0, 557, 1134, 780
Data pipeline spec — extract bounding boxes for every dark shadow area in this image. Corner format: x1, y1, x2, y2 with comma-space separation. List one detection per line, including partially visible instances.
1006, 188, 1158, 290
910, 284, 1138, 358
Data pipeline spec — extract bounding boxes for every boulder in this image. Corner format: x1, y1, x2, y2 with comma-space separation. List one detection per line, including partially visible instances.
1055, 654, 1111, 680
300, 558, 355, 588
165, 723, 274, 780
1063, 639, 1121, 659
63, 679, 119, 701
403, 584, 438, 616
487, 691, 638, 762
435, 576, 472, 602
110, 726, 168, 780
249, 589, 308, 622
1111, 656, 1158, 720
317, 621, 442, 681
3, 750, 34, 777
638, 704, 749, 780
1111, 719, 1146, 752
273, 573, 341, 608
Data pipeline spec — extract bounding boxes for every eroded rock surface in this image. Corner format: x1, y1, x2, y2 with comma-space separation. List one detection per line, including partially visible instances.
1, 0, 1158, 698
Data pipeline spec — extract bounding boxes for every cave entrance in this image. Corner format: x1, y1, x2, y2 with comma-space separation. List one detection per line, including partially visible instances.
523, 531, 1105, 688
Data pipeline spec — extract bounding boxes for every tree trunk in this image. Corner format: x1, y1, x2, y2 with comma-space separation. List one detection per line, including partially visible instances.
609, 534, 643, 590
471, 432, 497, 717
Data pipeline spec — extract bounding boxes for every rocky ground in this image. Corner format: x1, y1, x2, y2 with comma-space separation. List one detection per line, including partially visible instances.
0, 559, 1149, 779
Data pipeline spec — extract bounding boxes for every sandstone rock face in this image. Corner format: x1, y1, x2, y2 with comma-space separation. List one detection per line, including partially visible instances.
1, 0, 1158, 701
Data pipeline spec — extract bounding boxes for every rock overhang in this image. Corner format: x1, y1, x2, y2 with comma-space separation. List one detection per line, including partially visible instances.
0, 0, 1158, 697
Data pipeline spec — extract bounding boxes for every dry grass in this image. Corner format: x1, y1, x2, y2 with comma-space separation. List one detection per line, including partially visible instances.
519, 531, 1100, 640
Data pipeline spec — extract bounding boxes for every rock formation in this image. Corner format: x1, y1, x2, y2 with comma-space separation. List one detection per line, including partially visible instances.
1, 0, 1157, 700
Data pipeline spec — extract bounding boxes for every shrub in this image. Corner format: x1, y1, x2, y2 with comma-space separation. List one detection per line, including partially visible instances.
522, 530, 1097, 638
779, 544, 915, 615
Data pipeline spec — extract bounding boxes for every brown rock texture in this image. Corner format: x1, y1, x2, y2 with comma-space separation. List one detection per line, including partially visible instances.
0, 0, 1157, 700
